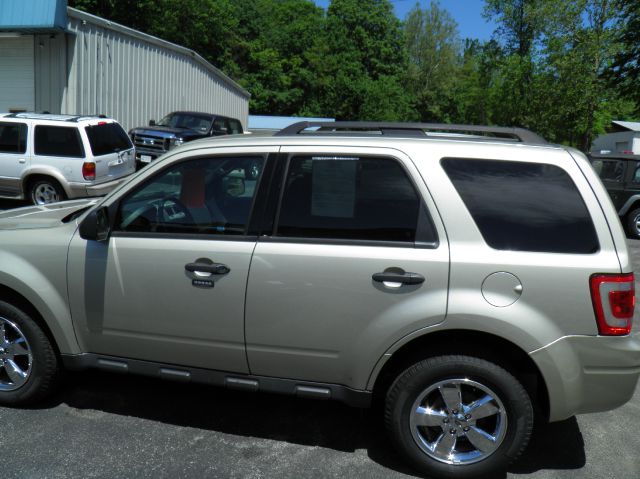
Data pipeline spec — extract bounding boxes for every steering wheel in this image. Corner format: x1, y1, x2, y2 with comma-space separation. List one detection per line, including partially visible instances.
159, 196, 194, 225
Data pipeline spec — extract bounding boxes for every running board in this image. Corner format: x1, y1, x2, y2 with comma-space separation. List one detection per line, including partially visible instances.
62, 353, 371, 408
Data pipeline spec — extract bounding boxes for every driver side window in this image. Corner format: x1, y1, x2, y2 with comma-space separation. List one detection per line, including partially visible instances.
116, 156, 264, 235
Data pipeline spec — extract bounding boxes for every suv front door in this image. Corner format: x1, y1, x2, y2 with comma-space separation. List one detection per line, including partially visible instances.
68, 149, 274, 372
244, 147, 450, 389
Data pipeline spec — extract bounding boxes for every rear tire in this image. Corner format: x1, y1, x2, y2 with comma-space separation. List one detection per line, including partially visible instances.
385, 355, 533, 479
625, 208, 640, 239
0, 301, 60, 406
28, 178, 66, 205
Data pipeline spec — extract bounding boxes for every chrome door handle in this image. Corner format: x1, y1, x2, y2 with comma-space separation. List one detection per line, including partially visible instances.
185, 262, 230, 275
18, 159, 26, 164
372, 272, 425, 285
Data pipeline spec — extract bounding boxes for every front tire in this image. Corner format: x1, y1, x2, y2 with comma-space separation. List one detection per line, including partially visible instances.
28, 178, 66, 205
385, 355, 533, 479
0, 301, 60, 406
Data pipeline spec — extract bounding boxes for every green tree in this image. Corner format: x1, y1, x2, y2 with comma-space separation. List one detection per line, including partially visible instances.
234, 0, 325, 115
310, 0, 411, 120
610, 0, 640, 112
537, 0, 628, 148
482, 0, 548, 127
404, 1, 461, 122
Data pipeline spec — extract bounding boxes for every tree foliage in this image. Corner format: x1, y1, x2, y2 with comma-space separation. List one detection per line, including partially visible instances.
610, 0, 640, 107
68, 0, 639, 149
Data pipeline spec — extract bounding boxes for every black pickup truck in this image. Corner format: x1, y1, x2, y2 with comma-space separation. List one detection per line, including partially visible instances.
129, 111, 243, 167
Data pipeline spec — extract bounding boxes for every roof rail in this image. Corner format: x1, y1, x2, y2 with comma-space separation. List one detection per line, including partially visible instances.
274, 121, 547, 144
4, 112, 111, 122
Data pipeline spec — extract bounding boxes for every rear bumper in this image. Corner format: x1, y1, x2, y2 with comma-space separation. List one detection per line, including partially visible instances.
531, 332, 640, 421
67, 176, 131, 198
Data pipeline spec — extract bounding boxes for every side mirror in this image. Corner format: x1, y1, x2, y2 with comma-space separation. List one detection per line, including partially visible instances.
149, 119, 156, 126
79, 207, 111, 242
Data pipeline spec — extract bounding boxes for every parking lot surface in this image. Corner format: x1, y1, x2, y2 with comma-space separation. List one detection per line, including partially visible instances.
0, 197, 638, 479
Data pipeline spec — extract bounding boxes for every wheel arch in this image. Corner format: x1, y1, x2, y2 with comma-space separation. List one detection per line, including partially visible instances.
22, 171, 71, 199
370, 329, 550, 421
0, 284, 62, 359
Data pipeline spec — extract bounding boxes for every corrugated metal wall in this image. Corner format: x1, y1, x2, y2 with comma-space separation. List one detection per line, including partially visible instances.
34, 33, 66, 114
35, 8, 249, 131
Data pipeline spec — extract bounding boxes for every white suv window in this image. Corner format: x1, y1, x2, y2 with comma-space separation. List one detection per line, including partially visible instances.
0, 122, 27, 154
34, 125, 84, 158
84, 123, 132, 157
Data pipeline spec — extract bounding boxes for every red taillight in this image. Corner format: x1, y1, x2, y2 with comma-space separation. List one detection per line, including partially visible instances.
590, 273, 635, 336
82, 162, 96, 180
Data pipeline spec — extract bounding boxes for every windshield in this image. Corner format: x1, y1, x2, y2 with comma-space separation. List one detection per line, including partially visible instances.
157, 113, 214, 133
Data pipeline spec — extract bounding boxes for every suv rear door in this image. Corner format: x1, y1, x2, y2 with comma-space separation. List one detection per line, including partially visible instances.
244, 147, 450, 389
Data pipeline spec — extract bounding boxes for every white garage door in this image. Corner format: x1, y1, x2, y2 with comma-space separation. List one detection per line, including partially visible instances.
0, 36, 35, 112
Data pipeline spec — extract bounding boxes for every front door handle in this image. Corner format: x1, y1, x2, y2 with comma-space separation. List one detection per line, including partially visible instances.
372, 271, 425, 285
18, 159, 26, 164
185, 262, 230, 275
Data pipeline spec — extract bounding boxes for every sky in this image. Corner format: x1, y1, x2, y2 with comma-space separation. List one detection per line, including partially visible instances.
313, 0, 497, 42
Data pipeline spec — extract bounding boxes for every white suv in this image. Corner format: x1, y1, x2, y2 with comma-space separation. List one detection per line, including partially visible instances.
0, 113, 136, 205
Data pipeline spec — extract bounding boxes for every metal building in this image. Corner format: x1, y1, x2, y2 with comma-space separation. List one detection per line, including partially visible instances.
0, 0, 250, 130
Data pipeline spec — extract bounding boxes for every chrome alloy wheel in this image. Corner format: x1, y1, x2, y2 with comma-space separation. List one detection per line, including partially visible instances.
0, 318, 33, 391
409, 378, 507, 465
33, 183, 61, 205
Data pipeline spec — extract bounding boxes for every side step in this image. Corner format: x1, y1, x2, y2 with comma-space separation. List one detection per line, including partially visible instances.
62, 353, 371, 408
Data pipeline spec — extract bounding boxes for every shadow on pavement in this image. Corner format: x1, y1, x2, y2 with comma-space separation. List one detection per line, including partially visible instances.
509, 417, 586, 474
37, 370, 586, 478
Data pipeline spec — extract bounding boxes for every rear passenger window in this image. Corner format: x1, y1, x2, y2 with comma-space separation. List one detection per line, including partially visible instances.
0, 122, 27, 154
35, 125, 84, 157
442, 158, 599, 254
276, 155, 436, 243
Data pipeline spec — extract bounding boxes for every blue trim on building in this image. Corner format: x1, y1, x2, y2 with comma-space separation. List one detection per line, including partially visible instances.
249, 115, 335, 131
0, 0, 67, 32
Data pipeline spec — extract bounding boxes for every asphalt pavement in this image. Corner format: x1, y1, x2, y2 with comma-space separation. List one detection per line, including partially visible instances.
0, 198, 638, 478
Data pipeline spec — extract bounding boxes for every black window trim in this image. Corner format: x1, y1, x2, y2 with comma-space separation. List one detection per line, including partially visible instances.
0, 121, 28, 154
263, 152, 440, 249
110, 152, 273, 240
34, 124, 85, 158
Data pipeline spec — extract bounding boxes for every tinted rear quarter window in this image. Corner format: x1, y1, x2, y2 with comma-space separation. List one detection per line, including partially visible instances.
85, 123, 132, 156
34, 125, 84, 157
442, 158, 599, 253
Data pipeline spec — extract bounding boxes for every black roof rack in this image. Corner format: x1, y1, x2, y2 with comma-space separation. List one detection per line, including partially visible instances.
274, 121, 547, 144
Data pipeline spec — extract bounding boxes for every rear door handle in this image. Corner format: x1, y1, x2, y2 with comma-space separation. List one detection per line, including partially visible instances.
372, 272, 425, 285
18, 159, 26, 164
185, 262, 230, 275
